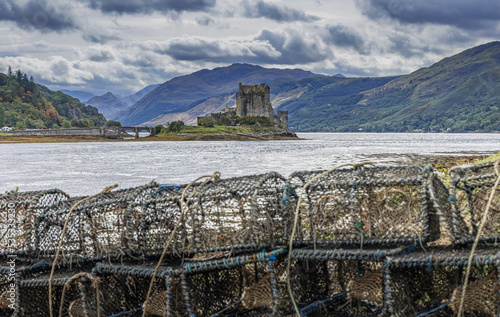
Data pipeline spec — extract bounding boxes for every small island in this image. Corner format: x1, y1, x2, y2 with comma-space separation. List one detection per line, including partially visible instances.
155, 83, 297, 141
0, 83, 298, 143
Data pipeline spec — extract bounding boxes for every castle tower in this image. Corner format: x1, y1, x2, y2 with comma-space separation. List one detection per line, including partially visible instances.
235, 83, 274, 119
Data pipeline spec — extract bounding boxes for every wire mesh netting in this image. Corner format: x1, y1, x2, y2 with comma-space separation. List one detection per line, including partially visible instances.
450, 162, 500, 244
386, 246, 500, 317
285, 165, 447, 247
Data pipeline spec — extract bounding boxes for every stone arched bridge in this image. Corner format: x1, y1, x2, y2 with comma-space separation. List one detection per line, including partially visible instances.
10, 126, 155, 139
110, 126, 155, 139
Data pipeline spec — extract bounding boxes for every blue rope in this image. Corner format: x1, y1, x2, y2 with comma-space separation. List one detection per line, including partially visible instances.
108, 306, 144, 317
416, 301, 453, 317
298, 291, 348, 315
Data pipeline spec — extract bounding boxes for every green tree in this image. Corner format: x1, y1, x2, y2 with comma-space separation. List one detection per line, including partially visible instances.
167, 120, 184, 133
105, 120, 122, 127
62, 120, 72, 129
198, 116, 215, 127
15, 69, 22, 83
153, 125, 164, 135
0, 105, 5, 127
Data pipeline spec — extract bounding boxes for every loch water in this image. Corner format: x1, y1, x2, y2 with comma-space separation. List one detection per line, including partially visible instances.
1, 132, 499, 196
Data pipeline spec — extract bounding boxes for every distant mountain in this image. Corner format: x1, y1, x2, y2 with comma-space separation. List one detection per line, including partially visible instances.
84, 92, 129, 118
60, 90, 95, 102
114, 63, 322, 126
120, 84, 160, 107
278, 41, 500, 132
144, 94, 236, 126
0, 71, 105, 129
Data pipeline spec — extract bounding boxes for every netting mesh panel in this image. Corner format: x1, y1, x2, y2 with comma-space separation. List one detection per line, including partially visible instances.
17, 264, 96, 317
0, 270, 15, 315
96, 266, 185, 316
450, 162, 500, 243
290, 259, 383, 316
388, 248, 500, 316
193, 193, 251, 252
449, 271, 498, 317
138, 197, 182, 255
37, 202, 83, 257
287, 165, 440, 246
185, 173, 286, 256
0, 189, 70, 256
248, 173, 287, 249
79, 200, 129, 256
185, 262, 275, 316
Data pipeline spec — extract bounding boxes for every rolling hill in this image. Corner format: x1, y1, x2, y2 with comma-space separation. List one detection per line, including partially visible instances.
279, 41, 500, 132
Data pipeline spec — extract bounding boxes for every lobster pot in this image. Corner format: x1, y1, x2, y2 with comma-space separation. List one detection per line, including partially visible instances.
285, 165, 447, 247
385, 247, 500, 316
289, 246, 413, 317
2, 260, 98, 317
93, 262, 185, 317
0, 189, 69, 257
33, 183, 160, 259
177, 173, 287, 257
180, 248, 287, 316
449, 162, 500, 244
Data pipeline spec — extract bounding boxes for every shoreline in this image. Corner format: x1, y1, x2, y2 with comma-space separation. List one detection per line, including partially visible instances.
0, 133, 301, 144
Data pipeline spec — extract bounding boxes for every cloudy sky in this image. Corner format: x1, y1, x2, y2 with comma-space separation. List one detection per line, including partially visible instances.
1, 0, 499, 96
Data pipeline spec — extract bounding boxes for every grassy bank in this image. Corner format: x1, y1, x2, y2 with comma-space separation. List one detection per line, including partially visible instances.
156, 125, 296, 138
0, 126, 299, 143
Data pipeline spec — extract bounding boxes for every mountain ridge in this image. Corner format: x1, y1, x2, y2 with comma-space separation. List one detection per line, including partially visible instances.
84, 92, 129, 118
114, 63, 322, 126
275, 41, 500, 132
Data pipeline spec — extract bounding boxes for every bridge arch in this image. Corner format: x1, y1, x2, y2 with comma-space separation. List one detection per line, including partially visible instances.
117, 126, 155, 139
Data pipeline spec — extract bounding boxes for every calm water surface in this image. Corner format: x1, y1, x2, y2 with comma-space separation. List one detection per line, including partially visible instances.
1, 133, 499, 196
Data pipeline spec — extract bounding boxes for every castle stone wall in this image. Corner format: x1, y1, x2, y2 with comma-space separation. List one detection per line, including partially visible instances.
274, 111, 289, 129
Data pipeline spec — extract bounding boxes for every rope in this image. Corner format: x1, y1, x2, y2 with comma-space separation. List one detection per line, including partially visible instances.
58, 272, 101, 317
109, 307, 144, 317
142, 172, 221, 317
457, 159, 500, 317
416, 301, 454, 317
285, 162, 373, 316
48, 184, 118, 317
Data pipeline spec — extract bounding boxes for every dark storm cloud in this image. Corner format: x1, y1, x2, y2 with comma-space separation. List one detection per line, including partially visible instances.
357, 0, 500, 30
87, 50, 114, 62
0, 0, 78, 32
147, 27, 327, 65
148, 37, 278, 64
255, 29, 327, 64
325, 24, 369, 54
82, 32, 123, 44
243, 0, 319, 23
152, 39, 228, 61
196, 16, 215, 26
86, 0, 216, 15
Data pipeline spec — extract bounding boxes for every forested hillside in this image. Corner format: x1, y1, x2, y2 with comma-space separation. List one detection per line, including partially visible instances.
0, 68, 105, 129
